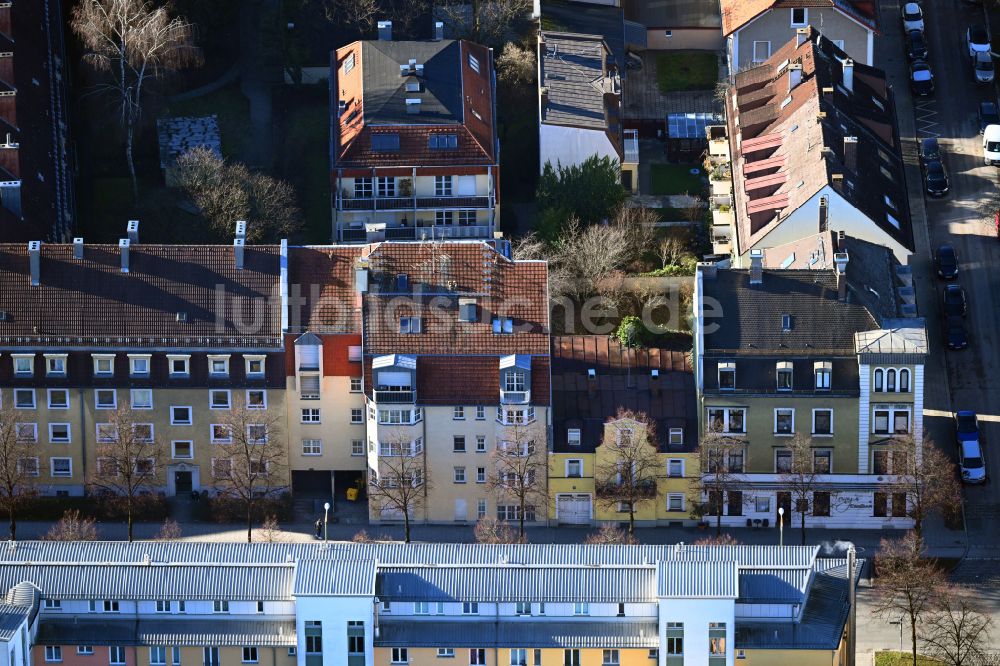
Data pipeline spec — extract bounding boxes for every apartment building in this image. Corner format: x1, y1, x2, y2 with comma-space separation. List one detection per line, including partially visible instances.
549, 336, 698, 526
0, 0, 74, 241
0, 226, 286, 496
0, 541, 861, 666
330, 29, 499, 243
359, 241, 550, 525
693, 236, 928, 529
723, 28, 912, 267
722, 0, 877, 70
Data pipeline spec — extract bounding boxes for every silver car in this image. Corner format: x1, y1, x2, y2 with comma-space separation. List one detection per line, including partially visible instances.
975, 51, 995, 83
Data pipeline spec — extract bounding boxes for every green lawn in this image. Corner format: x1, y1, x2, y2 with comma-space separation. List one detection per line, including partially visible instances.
874, 652, 943, 666
656, 51, 720, 93
163, 85, 253, 162
650, 164, 706, 196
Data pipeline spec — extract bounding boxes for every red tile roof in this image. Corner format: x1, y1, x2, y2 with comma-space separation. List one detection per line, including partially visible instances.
287, 246, 366, 334
721, 0, 877, 36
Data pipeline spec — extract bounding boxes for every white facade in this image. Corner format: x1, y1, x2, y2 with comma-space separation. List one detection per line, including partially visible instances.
539, 124, 620, 173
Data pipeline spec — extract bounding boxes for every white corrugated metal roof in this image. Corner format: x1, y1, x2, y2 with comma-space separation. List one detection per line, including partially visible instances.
293, 559, 377, 596
658, 560, 739, 598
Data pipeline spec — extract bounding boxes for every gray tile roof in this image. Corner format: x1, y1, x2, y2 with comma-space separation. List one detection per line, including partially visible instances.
293, 559, 377, 596
658, 560, 738, 598
36, 619, 297, 647
0, 603, 29, 641
360, 41, 463, 125
377, 565, 657, 603
377, 620, 660, 648
539, 33, 613, 130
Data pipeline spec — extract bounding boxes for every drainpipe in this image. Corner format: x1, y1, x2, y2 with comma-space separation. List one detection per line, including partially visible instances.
78, 388, 88, 490
847, 546, 856, 666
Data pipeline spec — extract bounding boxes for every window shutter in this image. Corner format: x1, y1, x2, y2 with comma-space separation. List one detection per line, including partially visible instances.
299, 375, 320, 398
299, 345, 320, 370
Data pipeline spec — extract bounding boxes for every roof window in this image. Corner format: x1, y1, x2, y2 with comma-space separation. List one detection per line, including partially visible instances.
372, 134, 400, 151
429, 134, 458, 149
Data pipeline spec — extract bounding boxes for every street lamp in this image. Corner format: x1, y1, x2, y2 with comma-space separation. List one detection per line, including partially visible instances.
323, 502, 330, 545
777, 506, 785, 547
888, 619, 903, 653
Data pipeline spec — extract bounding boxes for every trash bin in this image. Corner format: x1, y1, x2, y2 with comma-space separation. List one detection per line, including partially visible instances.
346, 487, 359, 502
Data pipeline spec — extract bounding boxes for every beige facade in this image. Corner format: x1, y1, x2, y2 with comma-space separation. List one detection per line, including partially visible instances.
732, 13, 872, 69
285, 374, 367, 477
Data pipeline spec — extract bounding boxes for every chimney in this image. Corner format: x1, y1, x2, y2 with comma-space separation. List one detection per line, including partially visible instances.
234, 238, 245, 270
28, 241, 40, 287
540, 86, 549, 109
796, 27, 809, 47
377, 20, 392, 41
650, 368, 661, 396
73, 237, 84, 260
433, 21, 444, 41
843, 136, 858, 172
842, 59, 854, 94
119, 238, 130, 273
126, 219, 139, 244
587, 368, 597, 397
749, 249, 763, 285
834, 250, 849, 301
235, 220, 247, 241
787, 63, 802, 92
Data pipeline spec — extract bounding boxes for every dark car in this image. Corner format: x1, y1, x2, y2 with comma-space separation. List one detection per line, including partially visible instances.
936, 244, 959, 279
943, 284, 967, 317
910, 60, 935, 96
978, 102, 1000, 133
968, 24, 991, 57
920, 137, 941, 163
906, 29, 928, 60
945, 315, 969, 350
924, 159, 949, 196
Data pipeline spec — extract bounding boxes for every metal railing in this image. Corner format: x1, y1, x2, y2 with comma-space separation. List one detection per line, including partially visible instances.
373, 390, 416, 403
337, 194, 492, 211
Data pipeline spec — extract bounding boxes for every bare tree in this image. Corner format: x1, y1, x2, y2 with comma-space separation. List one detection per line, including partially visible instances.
153, 518, 182, 541
0, 405, 37, 541
258, 515, 284, 543
45, 510, 99, 541
657, 236, 688, 269
879, 435, 962, 546
694, 432, 747, 536
474, 517, 521, 544
496, 42, 535, 90
872, 532, 947, 666
210, 399, 287, 543
71, 0, 201, 199
693, 533, 740, 546
921, 585, 993, 666
174, 146, 303, 242
778, 434, 829, 546
594, 410, 662, 536
489, 420, 547, 540
89, 406, 165, 542
322, 0, 379, 32
613, 205, 659, 265
584, 523, 637, 544
437, 0, 531, 47
367, 430, 431, 543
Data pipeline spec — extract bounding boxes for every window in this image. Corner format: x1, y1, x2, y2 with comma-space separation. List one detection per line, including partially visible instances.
245, 356, 266, 377
155, 600, 171, 613
429, 134, 458, 150
110, 647, 126, 666
168, 355, 190, 377
17, 456, 38, 477
354, 177, 373, 197
567, 428, 581, 446
718, 362, 736, 388
813, 491, 831, 516
246, 390, 266, 409
813, 409, 833, 435
504, 371, 526, 392
814, 362, 832, 390
172, 441, 193, 459
170, 406, 192, 425
574, 602, 589, 616
774, 408, 794, 435
47, 389, 69, 409
210, 424, 233, 445
602, 650, 619, 666
247, 425, 268, 444
45, 355, 67, 376
492, 317, 513, 334
755, 497, 771, 513
438, 649, 456, 658
94, 389, 116, 410
350, 408, 364, 424
436, 210, 454, 226
15, 423, 37, 443
564, 650, 581, 666
462, 602, 479, 615
874, 368, 884, 391
454, 467, 466, 483
892, 492, 907, 517
213, 600, 229, 613
78, 647, 94, 656
468, 53, 481, 73
399, 316, 422, 334
350, 377, 362, 392
776, 449, 793, 473
899, 369, 910, 392
791, 7, 807, 25
668, 428, 684, 447
131, 389, 153, 410
93, 355, 115, 377
510, 649, 528, 666
873, 406, 910, 434
208, 355, 230, 376
470, 649, 486, 665
887, 369, 896, 392
151, 648, 167, 666
209, 390, 231, 410
203, 648, 219, 666
566, 459, 583, 478
454, 436, 466, 452
351, 439, 364, 456
813, 449, 832, 473
301, 408, 321, 423
241, 648, 258, 664
477, 499, 487, 519
458, 210, 477, 225
514, 602, 530, 616
476, 405, 485, 420
376, 177, 395, 197
476, 435, 486, 452
127, 355, 150, 377
45, 647, 62, 663
707, 407, 746, 434
776, 362, 793, 390
44, 599, 61, 610
50, 458, 72, 478
12, 355, 33, 376
302, 439, 322, 456
453, 406, 465, 420
667, 493, 685, 512
477, 467, 486, 483
435, 175, 453, 196
178, 601, 186, 614
103, 600, 120, 613
667, 459, 684, 478
343, 51, 355, 73
305, 634, 322, 655
752, 41, 771, 63
14, 389, 35, 409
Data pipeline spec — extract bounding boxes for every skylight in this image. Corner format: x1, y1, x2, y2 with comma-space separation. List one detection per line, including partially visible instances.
372, 134, 400, 151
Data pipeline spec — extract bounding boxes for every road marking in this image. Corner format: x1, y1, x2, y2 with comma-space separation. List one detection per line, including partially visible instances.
915, 100, 940, 138
926, 408, 1000, 423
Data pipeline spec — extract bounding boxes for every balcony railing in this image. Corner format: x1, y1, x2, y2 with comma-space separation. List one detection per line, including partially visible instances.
500, 389, 530, 405
373, 389, 416, 403
595, 477, 657, 499
337, 194, 493, 211
339, 224, 493, 243
623, 129, 639, 164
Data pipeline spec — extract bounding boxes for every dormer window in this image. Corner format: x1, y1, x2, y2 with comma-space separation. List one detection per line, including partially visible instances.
399, 317, 422, 334
492, 318, 513, 334
208, 355, 230, 377
504, 370, 526, 392
718, 362, 736, 390
128, 355, 151, 377
92, 354, 115, 377
44, 354, 67, 377
12, 354, 34, 377
814, 362, 832, 390
245, 355, 266, 378
458, 298, 477, 323
776, 361, 793, 391
567, 428, 581, 446
167, 355, 191, 378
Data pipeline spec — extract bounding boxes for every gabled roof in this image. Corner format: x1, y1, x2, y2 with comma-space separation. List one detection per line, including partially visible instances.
721, 0, 877, 36
727, 28, 912, 256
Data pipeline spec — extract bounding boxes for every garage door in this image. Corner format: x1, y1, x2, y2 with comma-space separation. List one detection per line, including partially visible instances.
557, 494, 592, 524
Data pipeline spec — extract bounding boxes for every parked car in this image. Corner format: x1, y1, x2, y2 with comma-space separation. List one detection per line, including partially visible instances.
974, 50, 995, 84
910, 60, 935, 96
906, 29, 929, 61
920, 137, 941, 163
944, 315, 969, 349
903, 2, 925, 32
955, 411, 986, 484
978, 102, 999, 133
935, 244, 958, 279
984, 125, 1000, 165
967, 24, 990, 57
943, 284, 967, 317
924, 159, 949, 196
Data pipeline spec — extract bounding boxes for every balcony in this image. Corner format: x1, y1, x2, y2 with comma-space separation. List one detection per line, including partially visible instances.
595, 477, 657, 499
340, 224, 493, 243
373, 389, 416, 403
623, 129, 639, 164
500, 389, 531, 405
337, 194, 493, 212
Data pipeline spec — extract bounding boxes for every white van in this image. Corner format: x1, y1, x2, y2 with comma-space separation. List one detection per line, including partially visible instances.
984, 124, 1000, 165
